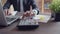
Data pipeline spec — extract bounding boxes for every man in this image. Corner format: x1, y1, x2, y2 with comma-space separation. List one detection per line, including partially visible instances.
3, 0, 39, 17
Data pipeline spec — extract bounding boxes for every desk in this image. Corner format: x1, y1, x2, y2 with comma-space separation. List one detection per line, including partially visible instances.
0, 13, 60, 34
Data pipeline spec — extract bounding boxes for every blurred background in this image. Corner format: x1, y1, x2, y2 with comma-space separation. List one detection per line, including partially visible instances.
1, 0, 52, 14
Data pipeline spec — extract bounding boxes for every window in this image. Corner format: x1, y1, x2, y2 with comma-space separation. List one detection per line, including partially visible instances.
44, 3, 50, 9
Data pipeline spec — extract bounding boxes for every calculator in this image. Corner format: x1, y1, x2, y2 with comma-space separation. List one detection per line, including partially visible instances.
17, 19, 39, 30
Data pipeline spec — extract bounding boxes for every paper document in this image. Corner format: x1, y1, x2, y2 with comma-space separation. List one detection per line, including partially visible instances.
33, 15, 51, 23
11, 11, 17, 16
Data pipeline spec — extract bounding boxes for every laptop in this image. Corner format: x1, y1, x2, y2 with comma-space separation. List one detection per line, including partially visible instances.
0, 1, 19, 26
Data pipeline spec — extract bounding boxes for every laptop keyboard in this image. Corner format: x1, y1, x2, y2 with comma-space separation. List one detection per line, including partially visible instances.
6, 17, 16, 22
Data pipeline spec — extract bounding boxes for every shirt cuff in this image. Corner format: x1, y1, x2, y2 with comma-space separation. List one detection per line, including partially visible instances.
32, 9, 38, 15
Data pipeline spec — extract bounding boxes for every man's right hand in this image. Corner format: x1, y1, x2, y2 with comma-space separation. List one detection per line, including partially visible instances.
4, 9, 11, 16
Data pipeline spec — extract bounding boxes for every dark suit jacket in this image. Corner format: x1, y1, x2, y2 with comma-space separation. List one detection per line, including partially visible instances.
3, 0, 39, 14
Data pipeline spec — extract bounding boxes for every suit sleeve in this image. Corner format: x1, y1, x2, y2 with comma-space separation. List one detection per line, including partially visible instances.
30, 0, 40, 15
3, 0, 12, 10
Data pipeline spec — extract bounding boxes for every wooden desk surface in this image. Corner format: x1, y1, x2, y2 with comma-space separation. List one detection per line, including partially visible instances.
0, 19, 60, 34
0, 13, 60, 34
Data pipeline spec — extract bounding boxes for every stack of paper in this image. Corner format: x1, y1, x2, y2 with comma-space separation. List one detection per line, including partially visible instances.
33, 15, 51, 23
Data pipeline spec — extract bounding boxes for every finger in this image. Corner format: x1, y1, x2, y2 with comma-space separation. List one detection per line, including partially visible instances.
5, 10, 8, 15
8, 12, 12, 15
23, 13, 26, 16
30, 12, 35, 16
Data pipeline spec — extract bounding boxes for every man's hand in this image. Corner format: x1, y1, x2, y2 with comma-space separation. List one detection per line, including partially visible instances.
4, 9, 11, 16
22, 11, 35, 18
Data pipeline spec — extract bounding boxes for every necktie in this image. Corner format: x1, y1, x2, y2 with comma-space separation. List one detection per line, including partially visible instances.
17, 0, 24, 16
20, 0, 24, 12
